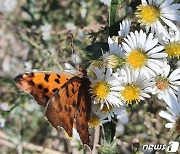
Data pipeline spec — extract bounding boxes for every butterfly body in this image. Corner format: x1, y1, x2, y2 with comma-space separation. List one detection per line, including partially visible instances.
14, 69, 92, 145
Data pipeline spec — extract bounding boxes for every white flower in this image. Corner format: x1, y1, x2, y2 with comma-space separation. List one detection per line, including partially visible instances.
122, 30, 167, 78
156, 27, 180, 59
90, 67, 123, 108
100, 0, 111, 6
64, 63, 78, 75
0, 0, 17, 12
108, 19, 131, 55
115, 67, 153, 105
152, 65, 180, 99
40, 23, 52, 41
159, 88, 180, 133
24, 61, 32, 71
0, 117, 5, 128
104, 20, 131, 69
136, 0, 180, 37
99, 104, 126, 121
65, 22, 77, 31
118, 19, 131, 39
79, 1, 87, 18
71, 53, 81, 64
88, 104, 110, 127
108, 36, 123, 55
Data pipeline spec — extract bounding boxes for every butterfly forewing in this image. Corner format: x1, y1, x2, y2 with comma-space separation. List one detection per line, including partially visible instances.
14, 69, 92, 145
45, 77, 82, 137
14, 72, 72, 106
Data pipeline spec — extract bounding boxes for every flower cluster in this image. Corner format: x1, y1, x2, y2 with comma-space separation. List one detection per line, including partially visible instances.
65, 0, 180, 135
86, 0, 180, 133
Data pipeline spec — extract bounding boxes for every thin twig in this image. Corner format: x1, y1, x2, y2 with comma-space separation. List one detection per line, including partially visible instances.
92, 126, 100, 154
0, 130, 63, 154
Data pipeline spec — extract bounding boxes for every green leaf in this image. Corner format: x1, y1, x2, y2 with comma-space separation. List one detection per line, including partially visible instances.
109, 0, 123, 26
103, 121, 116, 143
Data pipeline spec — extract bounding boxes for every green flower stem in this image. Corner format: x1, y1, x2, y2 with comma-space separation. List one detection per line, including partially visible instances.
109, 0, 123, 26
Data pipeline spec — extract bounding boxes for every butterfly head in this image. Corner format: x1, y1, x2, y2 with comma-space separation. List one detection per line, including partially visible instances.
76, 65, 87, 77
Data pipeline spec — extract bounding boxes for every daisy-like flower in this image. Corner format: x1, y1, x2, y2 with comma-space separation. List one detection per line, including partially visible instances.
159, 88, 180, 134
115, 67, 153, 105
104, 20, 131, 69
157, 27, 180, 59
122, 30, 167, 78
136, 0, 180, 37
98, 104, 126, 121
152, 65, 180, 99
89, 67, 123, 109
108, 19, 131, 54
103, 53, 125, 69
88, 104, 110, 128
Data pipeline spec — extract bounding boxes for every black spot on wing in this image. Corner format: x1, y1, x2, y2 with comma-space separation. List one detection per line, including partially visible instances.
44, 74, 50, 82
54, 79, 60, 84
57, 74, 60, 78
43, 88, 49, 93
43, 95, 49, 102
38, 84, 43, 89
52, 88, 58, 93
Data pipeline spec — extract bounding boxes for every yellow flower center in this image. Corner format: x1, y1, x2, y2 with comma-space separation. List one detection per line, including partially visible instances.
101, 104, 113, 112
88, 114, 100, 127
127, 50, 147, 69
136, 5, 160, 25
93, 82, 110, 99
156, 77, 169, 91
120, 84, 140, 104
165, 42, 180, 59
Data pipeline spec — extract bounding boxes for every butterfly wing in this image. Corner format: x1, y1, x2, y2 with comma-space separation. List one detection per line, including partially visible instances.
14, 72, 73, 107
45, 77, 82, 137
76, 77, 92, 145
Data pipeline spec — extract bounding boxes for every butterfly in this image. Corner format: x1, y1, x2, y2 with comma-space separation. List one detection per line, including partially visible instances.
14, 66, 92, 145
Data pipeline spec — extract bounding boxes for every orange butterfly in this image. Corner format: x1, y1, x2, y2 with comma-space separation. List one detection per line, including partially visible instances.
14, 67, 92, 145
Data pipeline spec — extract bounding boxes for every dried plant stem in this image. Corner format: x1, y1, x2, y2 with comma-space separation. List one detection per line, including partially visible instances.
0, 131, 62, 154
92, 126, 100, 154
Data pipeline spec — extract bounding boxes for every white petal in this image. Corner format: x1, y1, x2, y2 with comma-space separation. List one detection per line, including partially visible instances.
122, 42, 131, 53
169, 68, 180, 79
160, 16, 178, 31
159, 111, 175, 122
160, 0, 174, 9
145, 38, 158, 51
165, 123, 174, 128
147, 46, 164, 55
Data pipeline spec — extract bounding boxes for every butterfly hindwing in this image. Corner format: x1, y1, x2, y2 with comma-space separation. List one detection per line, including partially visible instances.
14, 72, 72, 107
45, 77, 82, 137
76, 77, 92, 145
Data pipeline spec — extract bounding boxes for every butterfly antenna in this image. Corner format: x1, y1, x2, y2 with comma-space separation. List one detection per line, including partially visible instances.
70, 34, 77, 65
